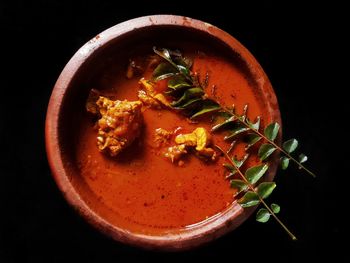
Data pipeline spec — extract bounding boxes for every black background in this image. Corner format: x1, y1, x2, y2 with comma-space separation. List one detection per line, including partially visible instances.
0, 0, 345, 262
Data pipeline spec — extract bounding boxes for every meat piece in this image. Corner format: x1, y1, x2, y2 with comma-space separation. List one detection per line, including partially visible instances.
138, 90, 161, 109
89, 95, 143, 157
154, 128, 173, 147
138, 78, 170, 108
153, 93, 170, 107
164, 127, 216, 163
164, 144, 187, 162
175, 127, 217, 161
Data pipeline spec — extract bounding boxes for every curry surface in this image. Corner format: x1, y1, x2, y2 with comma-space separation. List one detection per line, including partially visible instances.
75, 50, 268, 234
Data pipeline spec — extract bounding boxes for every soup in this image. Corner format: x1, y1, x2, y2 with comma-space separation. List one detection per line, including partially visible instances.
74, 46, 269, 235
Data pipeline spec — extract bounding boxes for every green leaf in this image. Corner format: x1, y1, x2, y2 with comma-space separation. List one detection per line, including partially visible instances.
216, 111, 233, 119
223, 154, 249, 177
271, 203, 280, 214
258, 143, 276, 160
230, 179, 248, 193
223, 163, 235, 172
153, 47, 192, 82
298, 153, 308, 163
280, 156, 290, 170
176, 98, 202, 109
211, 112, 232, 129
264, 122, 280, 141
211, 116, 236, 132
245, 164, 269, 184
177, 65, 190, 77
152, 63, 177, 81
283, 139, 298, 153
224, 125, 249, 140
256, 208, 270, 223
238, 191, 260, 208
257, 182, 276, 199
245, 133, 262, 150
173, 56, 193, 68
168, 75, 192, 90
233, 154, 249, 168
171, 88, 204, 107
153, 47, 172, 60
246, 116, 261, 130
190, 100, 221, 119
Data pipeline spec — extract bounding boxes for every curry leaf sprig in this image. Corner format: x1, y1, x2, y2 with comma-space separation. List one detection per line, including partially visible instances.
212, 106, 315, 178
152, 47, 221, 119
152, 47, 315, 239
215, 145, 296, 240
152, 47, 315, 178
215, 106, 297, 238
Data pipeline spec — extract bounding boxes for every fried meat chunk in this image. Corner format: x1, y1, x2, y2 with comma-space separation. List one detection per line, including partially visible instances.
87, 91, 143, 157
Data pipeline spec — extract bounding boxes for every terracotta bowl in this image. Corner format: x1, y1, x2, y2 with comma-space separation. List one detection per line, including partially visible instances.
45, 15, 281, 251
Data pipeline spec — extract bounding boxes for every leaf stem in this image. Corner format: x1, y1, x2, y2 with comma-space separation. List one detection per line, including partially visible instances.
222, 107, 316, 178
215, 144, 297, 240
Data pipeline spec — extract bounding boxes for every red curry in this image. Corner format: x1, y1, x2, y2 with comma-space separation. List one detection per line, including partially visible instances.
75, 48, 268, 234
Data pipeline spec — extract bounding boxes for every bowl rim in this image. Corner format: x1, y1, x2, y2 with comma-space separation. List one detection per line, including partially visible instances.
45, 14, 281, 251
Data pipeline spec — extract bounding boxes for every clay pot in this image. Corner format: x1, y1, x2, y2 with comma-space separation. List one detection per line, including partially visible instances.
46, 15, 281, 251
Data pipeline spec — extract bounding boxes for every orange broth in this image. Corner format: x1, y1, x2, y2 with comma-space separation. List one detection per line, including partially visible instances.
75, 50, 268, 234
